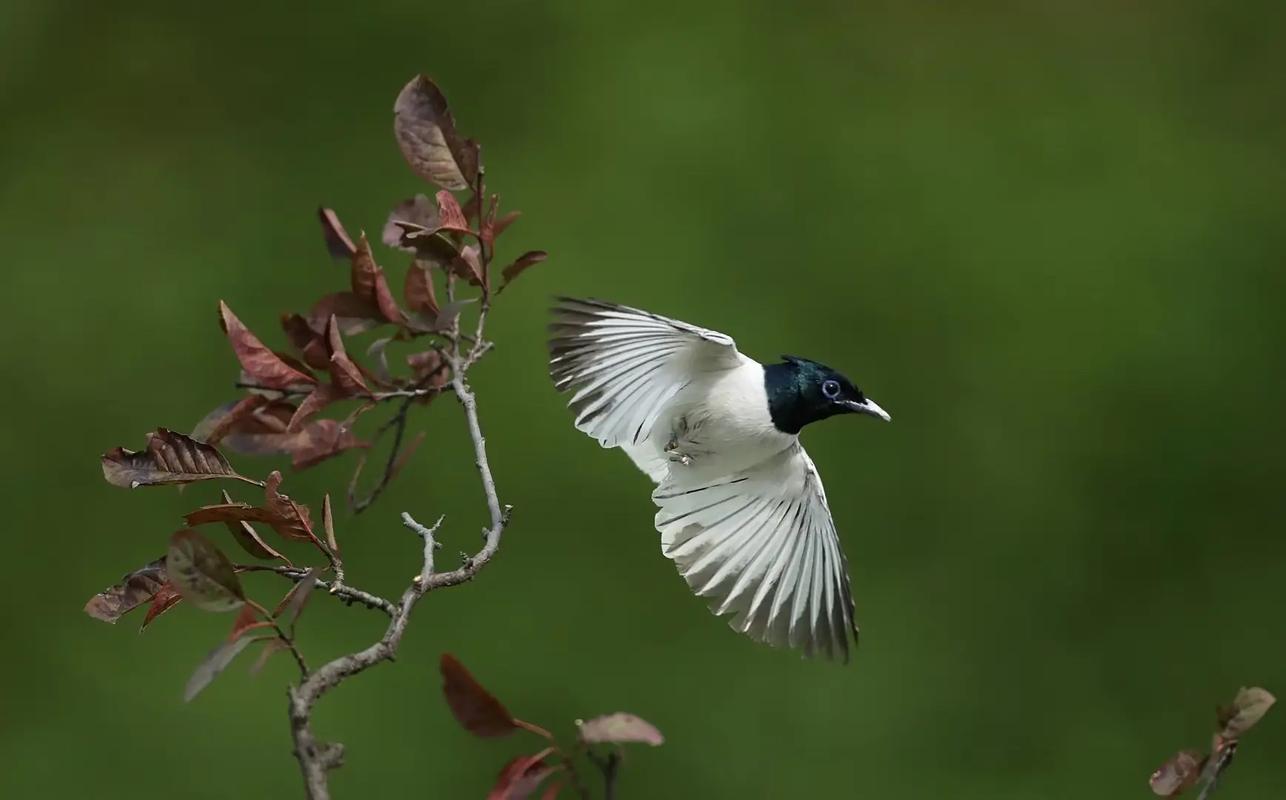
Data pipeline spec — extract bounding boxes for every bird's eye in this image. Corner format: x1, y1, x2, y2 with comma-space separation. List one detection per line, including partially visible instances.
821, 379, 841, 399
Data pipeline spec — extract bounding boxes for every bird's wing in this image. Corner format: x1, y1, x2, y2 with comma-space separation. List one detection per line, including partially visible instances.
549, 297, 741, 449
652, 442, 858, 661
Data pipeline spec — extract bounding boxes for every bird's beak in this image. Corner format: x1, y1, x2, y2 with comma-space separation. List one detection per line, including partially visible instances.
844, 397, 891, 422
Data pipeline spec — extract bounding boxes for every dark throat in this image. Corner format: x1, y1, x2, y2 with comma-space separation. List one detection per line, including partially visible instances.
763, 361, 810, 435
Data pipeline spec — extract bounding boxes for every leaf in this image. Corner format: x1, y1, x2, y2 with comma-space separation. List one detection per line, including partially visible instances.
184, 634, 260, 702
264, 470, 315, 540
430, 299, 475, 333
140, 583, 183, 632
287, 383, 344, 433
578, 713, 664, 746
318, 207, 357, 259
366, 336, 397, 386
274, 568, 318, 628
227, 604, 270, 642
1220, 686, 1276, 739
407, 349, 450, 387
440, 653, 517, 737
191, 396, 269, 445
487, 749, 556, 800
1149, 750, 1204, 796
539, 780, 564, 800
291, 420, 369, 469
394, 75, 479, 191
218, 489, 288, 562
404, 262, 441, 315
84, 557, 167, 623
434, 190, 471, 233
281, 313, 333, 370
326, 316, 371, 396
219, 301, 317, 391
383, 194, 438, 250
499, 250, 549, 292
492, 210, 521, 240
250, 637, 289, 675
450, 244, 485, 286
322, 494, 339, 554
102, 428, 257, 489
351, 234, 404, 324
166, 529, 245, 612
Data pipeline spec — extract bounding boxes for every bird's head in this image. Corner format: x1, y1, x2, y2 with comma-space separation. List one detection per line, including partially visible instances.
764, 355, 890, 435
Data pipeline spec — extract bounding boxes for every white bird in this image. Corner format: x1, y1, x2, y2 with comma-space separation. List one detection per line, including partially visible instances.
549, 298, 890, 661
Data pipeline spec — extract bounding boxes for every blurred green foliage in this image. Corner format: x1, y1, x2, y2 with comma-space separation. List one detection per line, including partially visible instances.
2, 0, 1284, 797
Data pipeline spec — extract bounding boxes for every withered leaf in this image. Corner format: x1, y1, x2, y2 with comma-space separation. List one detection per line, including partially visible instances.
219, 489, 288, 562
291, 419, 368, 470
492, 210, 521, 241
287, 383, 344, 433
1220, 686, 1276, 739
1149, 750, 1203, 797
394, 75, 479, 191
391, 223, 461, 265
219, 301, 317, 391
250, 637, 289, 675
366, 336, 396, 386
184, 633, 261, 702
227, 604, 270, 642
166, 529, 245, 612
539, 781, 564, 800
440, 653, 517, 737
487, 749, 556, 800
451, 244, 485, 286
84, 557, 167, 623
326, 316, 371, 396
499, 250, 549, 292
318, 207, 357, 259
281, 313, 332, 370
383, 194, 437, 251
322, 494, 339, 554
307, 292, 382, 336
407, 349, 450, 387
577, 713, 664, 746
351, 234, 404, 325
274, 568, 318, 629
140, 583, 183, 632
102, 428, 258, 489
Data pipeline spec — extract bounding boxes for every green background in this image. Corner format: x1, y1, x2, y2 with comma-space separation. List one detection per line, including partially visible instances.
3, 1, 1284, 797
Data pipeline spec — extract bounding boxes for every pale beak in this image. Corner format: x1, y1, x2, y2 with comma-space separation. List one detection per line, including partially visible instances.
844, 397, 891, 422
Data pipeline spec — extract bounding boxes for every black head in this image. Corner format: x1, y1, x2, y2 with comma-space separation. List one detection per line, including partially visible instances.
763, 355, 890, 435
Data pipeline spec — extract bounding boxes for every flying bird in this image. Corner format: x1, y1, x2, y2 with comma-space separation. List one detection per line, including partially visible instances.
548, 298, 889, 661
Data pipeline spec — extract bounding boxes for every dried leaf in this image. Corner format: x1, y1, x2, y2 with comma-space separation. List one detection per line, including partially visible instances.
219, 301, 317, 391
274, 569, 318, 628
140, 583, 183, 631
166, 529, 245, 612
318, 207, 357, 259
451, 244, 485, 286
391, 223, 461, 264
539, 781, 564, 800
428, 299, 475, 333
1220, 686, 1276, 739
366, 336, 397, 386
499, 250, 549, 292
264, 471, 314, 539
394, 75, 479, 191
578, 713, 664, 746
326, 316, 371, 396
487, 749, 556, 800
351, 234, 404, 324
493, 210, 521, 240
290, 419, 368, 469
440, 653, 517, 737
84, 557, 167, 623
218, 489, 288, 562
102, 428, 257, 489
435, 190, 471, 233
407, 349, 450, 387
281, 313, 333, 370
184, 634, 260, 702
287, 383, 344, 433
384, 194, 438, 250
404, 263, 440, 315
227, 604, 270, 642
250, 637, 289, 675
1149, 750, 1204, 796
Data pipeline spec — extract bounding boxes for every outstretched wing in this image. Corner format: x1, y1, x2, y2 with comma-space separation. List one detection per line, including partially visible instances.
549, 297, 741, 449
652, 443, 858, 661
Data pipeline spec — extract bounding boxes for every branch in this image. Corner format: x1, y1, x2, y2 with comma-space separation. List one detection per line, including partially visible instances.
1196, 741, 1239, 800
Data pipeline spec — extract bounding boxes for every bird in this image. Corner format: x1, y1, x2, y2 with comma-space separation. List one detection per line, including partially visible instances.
548, 297, 890, 661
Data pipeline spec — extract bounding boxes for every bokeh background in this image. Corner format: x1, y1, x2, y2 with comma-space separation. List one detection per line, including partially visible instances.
3, 1, 1285, 797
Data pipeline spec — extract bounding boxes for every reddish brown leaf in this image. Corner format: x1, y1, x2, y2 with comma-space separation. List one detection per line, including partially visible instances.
440, 653, 517, 737
351, 234, 404, 324
499, 250, 549, 292
218, 489, 288, 562
1149, 749, 1203, 797
407, 349, 450, 387
306, 292, 382, 336
318, 207, 357, 259
450, 244, 485, 286
140, 583, 183, 631
480, 194, 500, 249
493, 210, 521, 240
290, 419, 368, 470
287, 383, 344, 433
84, 557, 167, 623
219, 301, 317, 390
577, 713, 664, 746
383, 194, 438, 251
273, 568, 318, 628
227, 604, 270, 642
191, 396, 269, 445
102, 428, 257, 488
264, 471, 314, 539
393, 75, 480, 191
322, 494, 339, 554
326, 316, 371, 396
539, 780, 564, 800
167, 529, 245, 612
1220, 687, 1276, 739
281, 313, 333, 370
435, 190, 471, 233
404, 262, 441, 315
487, 749, 557, 800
